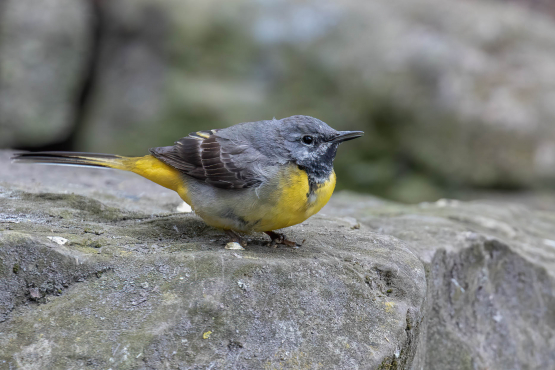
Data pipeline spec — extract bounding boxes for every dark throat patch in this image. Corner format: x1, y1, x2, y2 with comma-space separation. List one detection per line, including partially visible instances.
297, 165, 332, 200
295, 141, 338, 200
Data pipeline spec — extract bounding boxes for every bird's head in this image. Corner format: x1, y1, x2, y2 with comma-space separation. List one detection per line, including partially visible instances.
277, 115, 363, 182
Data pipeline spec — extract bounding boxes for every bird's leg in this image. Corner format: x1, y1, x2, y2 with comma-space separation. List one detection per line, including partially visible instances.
224, 229, 247, 247
264, 231, 300, 248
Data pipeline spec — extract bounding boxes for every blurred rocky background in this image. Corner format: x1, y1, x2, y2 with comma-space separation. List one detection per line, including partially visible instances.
2, 0, 555, 203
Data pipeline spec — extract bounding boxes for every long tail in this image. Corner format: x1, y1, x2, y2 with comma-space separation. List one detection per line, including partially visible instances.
11, 151, 187, 198
11, 151, 128, 170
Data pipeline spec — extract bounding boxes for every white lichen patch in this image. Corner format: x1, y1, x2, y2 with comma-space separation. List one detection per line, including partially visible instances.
47, 236, 68, 245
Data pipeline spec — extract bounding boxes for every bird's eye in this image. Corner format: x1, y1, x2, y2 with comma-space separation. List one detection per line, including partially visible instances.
302, 135, 314, 145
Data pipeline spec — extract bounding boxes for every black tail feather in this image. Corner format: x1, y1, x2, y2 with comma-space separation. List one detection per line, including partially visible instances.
11, 151, 121, 168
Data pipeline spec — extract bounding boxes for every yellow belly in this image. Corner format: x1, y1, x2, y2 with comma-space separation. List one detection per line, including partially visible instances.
246, 166, 336, 232
183, 164, 336, 232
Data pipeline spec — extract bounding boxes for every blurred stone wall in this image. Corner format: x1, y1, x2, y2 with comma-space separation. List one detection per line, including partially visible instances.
0, 0, 92, 148
2, 0, 555, 202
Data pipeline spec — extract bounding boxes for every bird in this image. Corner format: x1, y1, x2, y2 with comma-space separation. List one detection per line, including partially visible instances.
12, 115, 363, 247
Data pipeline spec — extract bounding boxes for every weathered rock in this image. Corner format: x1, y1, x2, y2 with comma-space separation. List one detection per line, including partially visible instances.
2, 150, 555, 369
330, 193, 555, 369
0, 231, 110, 320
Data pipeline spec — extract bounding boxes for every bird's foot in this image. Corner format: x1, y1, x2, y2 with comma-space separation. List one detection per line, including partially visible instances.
264, 231, 301, 248
224, 229, 247, 247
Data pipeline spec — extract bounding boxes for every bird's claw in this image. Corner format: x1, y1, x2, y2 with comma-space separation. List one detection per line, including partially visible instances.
265, 231, 301, 248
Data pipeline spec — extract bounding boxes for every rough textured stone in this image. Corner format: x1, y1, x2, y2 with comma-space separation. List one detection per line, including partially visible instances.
1, 150, 555, 369
330, 193, 555, 369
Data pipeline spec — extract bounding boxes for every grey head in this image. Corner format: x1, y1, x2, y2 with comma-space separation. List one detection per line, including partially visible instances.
215, 115, 363, 183
273, 115, 363, 182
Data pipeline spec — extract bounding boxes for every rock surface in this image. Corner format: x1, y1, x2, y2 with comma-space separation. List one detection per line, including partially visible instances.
1, 150, 554, 369
331, 194, 555, 369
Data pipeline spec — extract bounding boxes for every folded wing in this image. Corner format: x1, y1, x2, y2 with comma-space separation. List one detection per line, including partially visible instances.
149, 130, 262, 189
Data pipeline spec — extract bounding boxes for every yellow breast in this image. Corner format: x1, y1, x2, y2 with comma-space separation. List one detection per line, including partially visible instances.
248, 165, 336, 232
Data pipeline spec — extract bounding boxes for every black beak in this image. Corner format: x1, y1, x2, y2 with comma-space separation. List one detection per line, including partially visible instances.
331, 131, 364, 143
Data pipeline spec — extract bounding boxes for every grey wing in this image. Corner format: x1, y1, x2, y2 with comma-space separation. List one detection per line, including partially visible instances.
149, 130, 263, 189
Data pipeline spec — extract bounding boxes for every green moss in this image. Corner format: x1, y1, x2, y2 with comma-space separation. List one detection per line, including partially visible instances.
378, 358, 399, 370
12, 263, 20, 274
83, 228, 104, 235
87, 240, 102, 249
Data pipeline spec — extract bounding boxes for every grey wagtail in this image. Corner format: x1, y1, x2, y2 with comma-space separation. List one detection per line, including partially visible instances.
12, 115, 363, 247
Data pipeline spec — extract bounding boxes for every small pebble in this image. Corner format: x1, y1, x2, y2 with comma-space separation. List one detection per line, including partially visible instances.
225, 242, 244, 250
29, 287, 41, 299
176, 202, 192, 213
